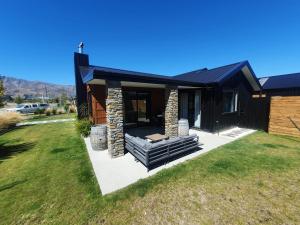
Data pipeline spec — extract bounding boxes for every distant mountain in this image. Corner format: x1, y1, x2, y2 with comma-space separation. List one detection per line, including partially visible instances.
0, 75, 75, 98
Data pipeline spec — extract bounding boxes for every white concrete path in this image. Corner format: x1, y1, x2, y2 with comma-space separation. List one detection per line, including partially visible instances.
17, 118, 75, 126
84, 127, 255, 195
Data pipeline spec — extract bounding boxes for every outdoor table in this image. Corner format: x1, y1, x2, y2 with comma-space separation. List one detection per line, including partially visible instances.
145, 133, 168, 142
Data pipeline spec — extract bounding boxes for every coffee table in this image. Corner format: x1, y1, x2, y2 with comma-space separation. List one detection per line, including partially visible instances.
145, 133, 168, 142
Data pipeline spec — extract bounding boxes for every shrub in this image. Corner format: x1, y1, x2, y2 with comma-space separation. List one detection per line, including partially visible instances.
64, 104, 69, 113
78, 103, 88, 118
52, 108, 57, 115
34, 108, 45, 115
76, 119, 91, 137
57, 108, 65, 114
69, 105, 76, 113
45, 108, 52, 116
0, 112, 24, 130
15, 95, 23, 104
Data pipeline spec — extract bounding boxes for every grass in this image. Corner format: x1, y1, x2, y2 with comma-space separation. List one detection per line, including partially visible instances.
0, 123, 300, 224
24, 113, 76, 122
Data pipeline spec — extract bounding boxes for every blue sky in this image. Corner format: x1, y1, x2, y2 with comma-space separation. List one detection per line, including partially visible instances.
1, 0, 300, 85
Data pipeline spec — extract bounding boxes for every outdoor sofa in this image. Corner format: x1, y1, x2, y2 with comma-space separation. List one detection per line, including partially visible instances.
125, 133, 201, 168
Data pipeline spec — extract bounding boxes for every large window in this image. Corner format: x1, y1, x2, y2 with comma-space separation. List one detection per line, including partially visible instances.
223, 90, 238, 113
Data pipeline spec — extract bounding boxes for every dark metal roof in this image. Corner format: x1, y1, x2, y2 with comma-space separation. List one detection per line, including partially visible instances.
259, 73, 300, 90
174, 61, 247, 84
91, 65, 173, 80
79, 60, 261, 90
81, 65, 209, 87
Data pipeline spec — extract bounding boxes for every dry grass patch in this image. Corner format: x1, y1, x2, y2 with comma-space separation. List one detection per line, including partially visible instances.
0, 112, 24, 130
104, 171, 300, 225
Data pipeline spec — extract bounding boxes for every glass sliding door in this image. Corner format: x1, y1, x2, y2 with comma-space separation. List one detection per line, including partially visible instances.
123, 91, 151, 127
194, 90, 201, 128
180, 92, 188, 119
137, 93, 150, 124
124, 91, 138, 126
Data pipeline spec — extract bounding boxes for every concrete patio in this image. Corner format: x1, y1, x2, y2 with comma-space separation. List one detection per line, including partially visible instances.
84, 127, 255, 195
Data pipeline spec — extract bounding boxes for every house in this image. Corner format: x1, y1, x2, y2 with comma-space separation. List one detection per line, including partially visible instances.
259, 73, 300, 137
74, 51, 265, 158
259, 72, 300, 97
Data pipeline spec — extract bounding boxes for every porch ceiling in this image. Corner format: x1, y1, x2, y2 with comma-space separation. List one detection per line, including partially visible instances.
87, 79, 166, 88
87, 79, 201, 89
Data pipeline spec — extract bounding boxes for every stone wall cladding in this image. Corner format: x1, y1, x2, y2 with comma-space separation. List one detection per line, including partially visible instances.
106, 81, 124, 158
165, 86, 178, 137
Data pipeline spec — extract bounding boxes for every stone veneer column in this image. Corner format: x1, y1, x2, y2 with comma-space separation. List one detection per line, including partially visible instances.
106, 80, 124, 158
165, 86, 178, 137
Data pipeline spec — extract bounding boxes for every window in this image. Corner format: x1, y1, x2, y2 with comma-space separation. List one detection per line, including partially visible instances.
223, 90, 238, 113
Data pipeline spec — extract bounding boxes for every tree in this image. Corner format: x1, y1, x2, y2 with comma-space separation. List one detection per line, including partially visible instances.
0, 79, 4, 107
60, 93, 68, 106
15, 95, 23, 104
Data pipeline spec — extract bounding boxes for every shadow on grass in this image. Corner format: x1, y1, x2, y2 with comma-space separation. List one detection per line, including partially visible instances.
0, 125, 28, 136
262, 143, 288, 149
50, 147, 68, 154
278, 135, 300, 143
0, 139, 36, 163
0, 179, 27, 192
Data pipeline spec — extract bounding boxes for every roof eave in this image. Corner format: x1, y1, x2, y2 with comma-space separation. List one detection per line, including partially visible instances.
90, 69, 209, 87
217, 61, 262, 91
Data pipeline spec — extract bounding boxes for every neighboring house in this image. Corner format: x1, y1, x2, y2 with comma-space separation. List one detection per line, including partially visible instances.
74, 52, 266, 157
259, 73, 300, 138
259, 72, 300, 97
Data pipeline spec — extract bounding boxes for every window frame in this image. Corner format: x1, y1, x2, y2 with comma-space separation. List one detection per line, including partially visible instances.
222, 89, 238, 114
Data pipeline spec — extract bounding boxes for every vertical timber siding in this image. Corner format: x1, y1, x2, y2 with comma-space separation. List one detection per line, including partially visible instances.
88, 84, 106, 124
269, 96, 300, 138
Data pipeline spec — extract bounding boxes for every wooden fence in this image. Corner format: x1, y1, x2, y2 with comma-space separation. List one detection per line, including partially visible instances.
269, 96, 300, 138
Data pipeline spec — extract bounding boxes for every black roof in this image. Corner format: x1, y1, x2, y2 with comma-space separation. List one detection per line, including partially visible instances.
259, 73, 300, 90
174, 61, 247, 84
81, 65, 208, 87
79, 58, 261, 90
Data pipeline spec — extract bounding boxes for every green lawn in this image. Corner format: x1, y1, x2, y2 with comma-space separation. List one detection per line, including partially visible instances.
1, 123, 300, 224
24, 113, 76, 122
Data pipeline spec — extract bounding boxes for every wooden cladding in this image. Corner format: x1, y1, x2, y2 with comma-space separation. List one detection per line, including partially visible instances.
88, 84, 106, 124
269, 96, 300, 138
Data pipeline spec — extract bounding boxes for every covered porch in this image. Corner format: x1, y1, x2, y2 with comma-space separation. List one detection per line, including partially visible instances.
86, 71, 204, 158
88, 80, 180, 157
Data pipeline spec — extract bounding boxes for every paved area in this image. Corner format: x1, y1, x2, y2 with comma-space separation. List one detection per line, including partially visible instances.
84, 127, 256, 195
17, 118, 75, 126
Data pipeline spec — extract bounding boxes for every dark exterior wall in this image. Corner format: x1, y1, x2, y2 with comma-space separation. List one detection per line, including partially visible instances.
263, 88, 300, 97
213, 72, 269, 132
214, 72, 254, 132
74, 53, 89, 118
179, 72, 270, 133
201, 88, 216, 131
